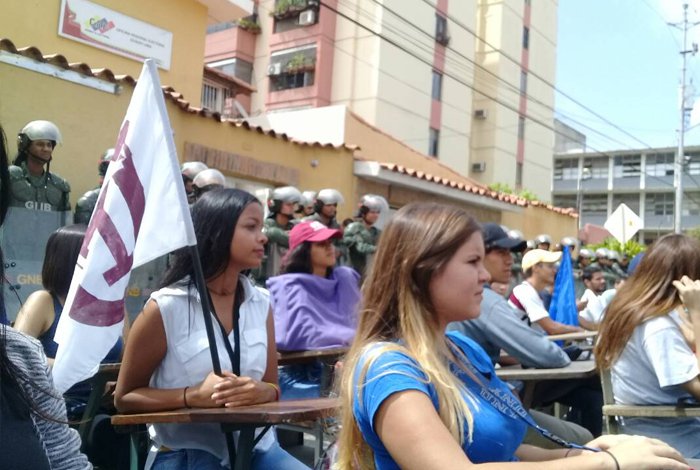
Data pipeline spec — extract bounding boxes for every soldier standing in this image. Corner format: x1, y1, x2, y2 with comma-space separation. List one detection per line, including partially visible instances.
260, 186, 302, 282
9, 120, 70, 213
180, 161, 208, 203
343, 194, 386, 276
304, 188, 344, 229
74, 149, 112, 224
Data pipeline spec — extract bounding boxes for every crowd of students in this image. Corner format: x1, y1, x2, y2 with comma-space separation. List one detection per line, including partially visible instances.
1, 118, 699, 469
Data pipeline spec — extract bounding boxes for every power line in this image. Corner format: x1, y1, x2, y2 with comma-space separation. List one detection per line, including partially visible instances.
417, 0, 657, 150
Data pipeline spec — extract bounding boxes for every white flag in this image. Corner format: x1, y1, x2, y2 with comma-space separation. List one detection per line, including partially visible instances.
52, 60, 196, 393
604, 203, 643, 245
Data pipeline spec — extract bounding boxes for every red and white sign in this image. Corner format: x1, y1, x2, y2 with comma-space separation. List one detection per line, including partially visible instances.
58, 0, 173, 70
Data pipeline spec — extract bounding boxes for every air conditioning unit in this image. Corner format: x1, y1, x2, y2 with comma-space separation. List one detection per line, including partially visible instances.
473, 109, 488, 120
298, 10, 316, 26
267, 62, 282, 76
472, 162, 486, 173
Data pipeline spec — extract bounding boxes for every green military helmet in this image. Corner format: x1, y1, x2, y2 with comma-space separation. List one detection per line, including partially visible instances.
17, 120, 62, 153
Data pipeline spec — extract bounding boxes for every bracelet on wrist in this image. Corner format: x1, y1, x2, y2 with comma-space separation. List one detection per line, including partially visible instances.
264, 382, 280, 401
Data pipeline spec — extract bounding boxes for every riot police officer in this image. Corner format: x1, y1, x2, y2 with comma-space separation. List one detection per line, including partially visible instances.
296, 190, 316, 217
534, 233, 552, 251
181, 161, 208, 203
74, 148, 113, 224
260, 186, 302, 282
191, 168, 226, 200
9, 120, 70, 212
343, 194, 386, 276
304, 188, 344, 229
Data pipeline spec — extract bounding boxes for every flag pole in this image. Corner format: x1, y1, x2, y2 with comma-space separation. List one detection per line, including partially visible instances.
145, 59, 236, 464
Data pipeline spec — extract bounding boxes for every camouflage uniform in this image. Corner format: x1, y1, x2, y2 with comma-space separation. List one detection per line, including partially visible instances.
255, 217, 295, 284
8, 162, 70, 212
74, 185, 101, 224
343, 221, 380, 276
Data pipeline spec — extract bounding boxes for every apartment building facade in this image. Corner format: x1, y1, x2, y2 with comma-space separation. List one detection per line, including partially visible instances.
205, 0, 558, 199
552, 146, 700, 243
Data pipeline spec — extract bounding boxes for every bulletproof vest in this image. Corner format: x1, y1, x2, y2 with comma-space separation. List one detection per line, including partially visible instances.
74, 187, 101, 224
8, 164, 70, 212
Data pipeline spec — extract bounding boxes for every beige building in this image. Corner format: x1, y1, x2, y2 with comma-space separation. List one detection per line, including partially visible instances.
206, 0, 558, 199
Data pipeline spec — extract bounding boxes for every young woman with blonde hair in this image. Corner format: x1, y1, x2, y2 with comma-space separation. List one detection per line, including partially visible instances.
595, 233, 700, 458
337, 202, 688, 469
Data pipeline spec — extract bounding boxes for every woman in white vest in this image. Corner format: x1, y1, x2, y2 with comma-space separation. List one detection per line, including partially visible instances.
115, 188, 309, 469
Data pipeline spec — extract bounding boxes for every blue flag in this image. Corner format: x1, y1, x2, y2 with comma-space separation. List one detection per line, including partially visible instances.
548, 245, 578, 326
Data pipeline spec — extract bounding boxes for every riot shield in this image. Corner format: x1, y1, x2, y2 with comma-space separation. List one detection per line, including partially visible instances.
124, 254, 169, 322
1, 208, 72, 323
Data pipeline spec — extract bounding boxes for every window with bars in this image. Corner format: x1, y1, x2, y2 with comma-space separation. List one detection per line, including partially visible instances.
201, 81, 232, 114
645, 192, 674, 216
646, 152, 674, 177
583, 157, 608, 179
613, 154, 641, 178
553, 158, 578, 180
581, 194, 608, 214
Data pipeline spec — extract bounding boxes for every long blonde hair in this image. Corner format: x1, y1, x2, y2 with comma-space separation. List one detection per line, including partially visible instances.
595, 233, 700, 370
336, 203, 481, 469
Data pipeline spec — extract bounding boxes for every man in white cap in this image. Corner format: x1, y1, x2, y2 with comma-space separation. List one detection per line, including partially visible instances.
508, 249, 584, 335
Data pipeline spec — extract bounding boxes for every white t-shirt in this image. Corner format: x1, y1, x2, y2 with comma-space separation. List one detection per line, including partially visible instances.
509, 281, 549, 324
612, 310, 700, 458
579, 289, 605, 324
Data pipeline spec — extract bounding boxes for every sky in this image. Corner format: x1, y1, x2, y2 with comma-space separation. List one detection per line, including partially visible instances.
555, 0, 700, 151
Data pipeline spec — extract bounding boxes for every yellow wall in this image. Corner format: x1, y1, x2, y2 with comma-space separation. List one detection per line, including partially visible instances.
501, 207, 578, 245
0, 59, 356, 218
2, 0, 208, 105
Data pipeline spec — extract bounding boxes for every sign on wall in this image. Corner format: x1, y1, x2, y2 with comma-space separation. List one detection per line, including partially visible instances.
58, 0, 173, 70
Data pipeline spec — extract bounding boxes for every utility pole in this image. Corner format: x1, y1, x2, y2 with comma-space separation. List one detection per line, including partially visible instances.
672, 3, 698, 234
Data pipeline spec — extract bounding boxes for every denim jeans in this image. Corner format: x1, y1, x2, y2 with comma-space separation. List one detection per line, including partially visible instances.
152, 441, 310, 470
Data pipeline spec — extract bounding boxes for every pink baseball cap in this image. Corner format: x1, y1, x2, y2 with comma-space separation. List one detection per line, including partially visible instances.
288, 221, 341, 253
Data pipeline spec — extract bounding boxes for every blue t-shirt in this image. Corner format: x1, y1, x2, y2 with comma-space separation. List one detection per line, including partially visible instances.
352, 332, 527, 468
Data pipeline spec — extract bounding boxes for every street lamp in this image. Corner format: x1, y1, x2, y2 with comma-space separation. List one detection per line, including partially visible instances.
576, 166, 592, 232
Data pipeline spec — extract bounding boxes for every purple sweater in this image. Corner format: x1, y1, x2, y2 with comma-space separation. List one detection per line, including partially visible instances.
267, 266, 360, 351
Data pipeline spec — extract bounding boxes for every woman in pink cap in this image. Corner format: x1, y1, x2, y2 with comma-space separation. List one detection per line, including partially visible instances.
267, 221, 361, 399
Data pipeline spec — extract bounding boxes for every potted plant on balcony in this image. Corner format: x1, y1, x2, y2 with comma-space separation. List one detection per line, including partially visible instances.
285, 54, 315, 74
237, 16, 261, 34
272, 0, 310, 20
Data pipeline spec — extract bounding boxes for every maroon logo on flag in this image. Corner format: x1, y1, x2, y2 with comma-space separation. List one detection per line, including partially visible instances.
71, 120, 146, 326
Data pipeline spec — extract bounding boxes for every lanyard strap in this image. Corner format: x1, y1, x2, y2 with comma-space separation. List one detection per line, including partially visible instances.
451, 345, 598, 452
207, 284, 242, 376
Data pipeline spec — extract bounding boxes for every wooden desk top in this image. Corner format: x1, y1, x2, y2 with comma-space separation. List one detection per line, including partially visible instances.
547, 331, 598, 342
278, 347, 348, 366
111, 397, 339, 427
496, 360, 597, 382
